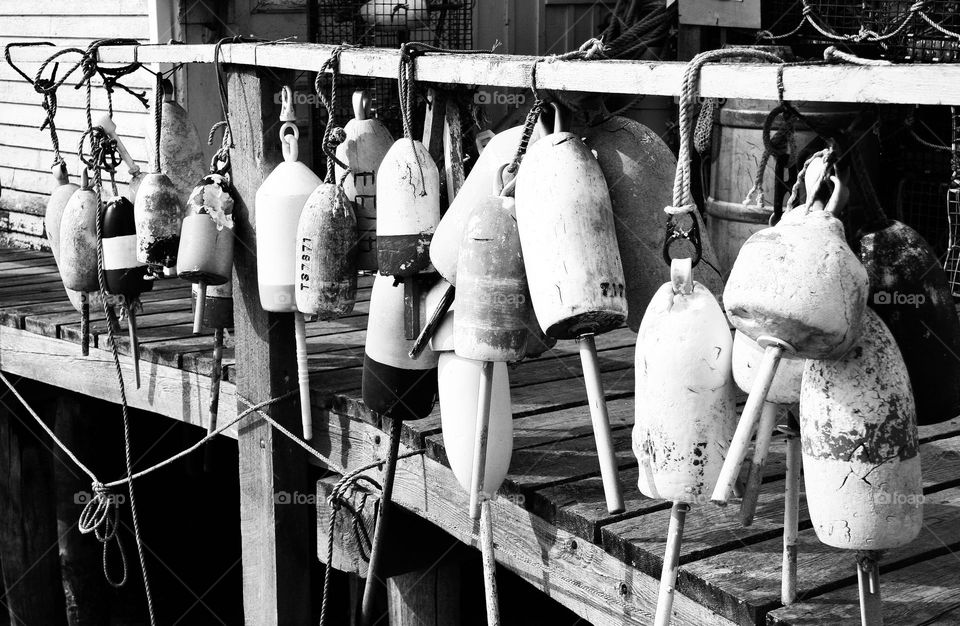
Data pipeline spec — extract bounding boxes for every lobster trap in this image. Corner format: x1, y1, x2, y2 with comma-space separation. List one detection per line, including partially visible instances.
312, 0, 475, 137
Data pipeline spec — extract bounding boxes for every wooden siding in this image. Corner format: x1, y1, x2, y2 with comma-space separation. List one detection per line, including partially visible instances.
0, 1, 152, 250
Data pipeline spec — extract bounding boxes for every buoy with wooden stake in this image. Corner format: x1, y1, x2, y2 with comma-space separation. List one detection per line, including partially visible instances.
801, 307, 922, 626
60, 169, 100, 356
179, 164, 235, 334
255, 86, 322, 440
632, 258, 737, 626
336, 90, 393, 272
98, 114, 144, 201
849, 147, 960, 425
514, 104, 627, 514
145, 77, 206, 206
102, 194, 152, 388
579, 114, 724, 328
135, 74, 186, 278
712, 150, 870, 506
731, 330, 803, 525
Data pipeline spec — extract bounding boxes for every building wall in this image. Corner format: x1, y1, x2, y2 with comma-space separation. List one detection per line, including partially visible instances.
0, 0, 152, 249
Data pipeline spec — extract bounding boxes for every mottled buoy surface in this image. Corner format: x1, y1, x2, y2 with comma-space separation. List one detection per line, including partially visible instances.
59, 178, 100, 292
633, 279, 737, 503
801, 308, 922, 550
134, 172, 184, 270
145, 98, 207, 205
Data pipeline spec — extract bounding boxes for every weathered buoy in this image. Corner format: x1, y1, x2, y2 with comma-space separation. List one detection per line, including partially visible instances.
801, 307, 922, 550
103, 195, 152, 387
431, 122, 547, 284
134, 172, 184, 274
580, 115, 724, 329
633, 259, 737, 626
145, 81, 206, 205
712, 156, 869, 505
359, 0, 430, 31
376, 139, 440, 279
45, 162, 82, 305
853, 154, 960, 425
255, 88, 323, 440
362, 273, 443, 421
59, 171, 100, 356
98, 114, 144, 201
179, 173, 235, 333
515, 110, 627, 514
295, 182, 358, 320
336, 91, 393, 272
453, 170, 530, 363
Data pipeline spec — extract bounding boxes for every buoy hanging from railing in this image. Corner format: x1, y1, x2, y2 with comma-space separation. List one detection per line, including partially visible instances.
179, 171, 235, 334
430, 122, 548, 284
45, 161, 82, 304
102, 194, 152, 387
98, 114, 144, 201
580, 115, 724, 329
632, 258, 737, 626
375, 138, 440, 280
514, 105, 627, 514
850, 148, 960, 425
712, 152, 869, 506
255, 86, 322, 440
336, 90, 393, 272
801, 307, 922, 623
59, 170, 100, 356
144, 78, 206, 206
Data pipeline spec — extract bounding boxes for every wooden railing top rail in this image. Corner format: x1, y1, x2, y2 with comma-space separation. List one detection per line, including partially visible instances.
9, 42, 960, 105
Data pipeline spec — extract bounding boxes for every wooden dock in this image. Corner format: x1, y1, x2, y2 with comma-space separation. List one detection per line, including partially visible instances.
1, 246, 958, 625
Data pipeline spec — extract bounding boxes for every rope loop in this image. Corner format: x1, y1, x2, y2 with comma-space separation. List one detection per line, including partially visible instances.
78, 482, 129, 588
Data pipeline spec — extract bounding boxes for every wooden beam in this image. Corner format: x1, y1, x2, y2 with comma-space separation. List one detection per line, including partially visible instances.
0, 382, 67, 626
11, 43, 960, 105
227, 65, 313, 626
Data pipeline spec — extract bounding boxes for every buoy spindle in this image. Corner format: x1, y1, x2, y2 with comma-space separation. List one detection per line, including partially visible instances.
578, 334, 625, 514
655, 502, 690, 626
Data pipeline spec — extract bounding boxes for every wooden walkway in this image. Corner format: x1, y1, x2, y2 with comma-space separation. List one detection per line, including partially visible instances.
1, 247, 958, 625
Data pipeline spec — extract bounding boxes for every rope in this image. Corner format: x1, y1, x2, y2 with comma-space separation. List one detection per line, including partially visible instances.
398, 43, 427, 195
314, 45, 354, 183
153, 73, 163, 173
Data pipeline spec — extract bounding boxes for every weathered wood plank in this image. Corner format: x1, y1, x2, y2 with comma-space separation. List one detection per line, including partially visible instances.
14, 42, 960, 105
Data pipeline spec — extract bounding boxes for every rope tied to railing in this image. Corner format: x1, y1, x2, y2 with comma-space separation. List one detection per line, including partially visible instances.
314, 44, 355, 183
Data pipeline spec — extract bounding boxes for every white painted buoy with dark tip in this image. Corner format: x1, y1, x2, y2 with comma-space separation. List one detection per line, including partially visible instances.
632, 259, 737, 626
712, 159, 869, 506
179, 173, 235, 333
255, 87, 322, 440
295, 183, 358, 320
103, 195, 152, 387
336, 90, 393, 272
375, 139, 440, 279
514, 108, 627, 514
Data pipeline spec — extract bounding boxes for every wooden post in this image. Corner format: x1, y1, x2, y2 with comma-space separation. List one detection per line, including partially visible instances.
228, 66, 312, 626
386, 549, 462, 626
0, 382, 67, 626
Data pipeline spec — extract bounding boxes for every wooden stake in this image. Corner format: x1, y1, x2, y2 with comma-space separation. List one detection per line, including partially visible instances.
361, 417, 404, 626
781, 423, 801, 605
127, 304, 140, 389
739, 401, 778, 525
294, 310, 312, 440
469, 361, 494, 520
480, 498, 501, 626
857, 551, 883, 626
204, 327, 224, 473
193, 281, 206, 334
81, 293, 90, 356
577, 334, 625, 514
655, 501, 690, 626
712, 340, 785, 504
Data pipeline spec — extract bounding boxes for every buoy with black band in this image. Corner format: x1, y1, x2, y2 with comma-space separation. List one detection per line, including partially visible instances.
102, 194, 152, 387
336, 90, 393, 272
633, 258, 737, 626
254, 86, 322, 440
712, 151, 870, 506
59, 169, 100, 356
514, 104, 627, 515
